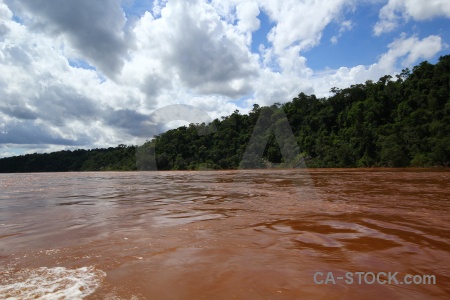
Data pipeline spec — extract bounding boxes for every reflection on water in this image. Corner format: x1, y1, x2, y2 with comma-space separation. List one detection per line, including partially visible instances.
0, 169, 449, 299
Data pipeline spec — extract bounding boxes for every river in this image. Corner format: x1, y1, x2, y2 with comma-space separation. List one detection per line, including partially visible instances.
0, 169, 449, 299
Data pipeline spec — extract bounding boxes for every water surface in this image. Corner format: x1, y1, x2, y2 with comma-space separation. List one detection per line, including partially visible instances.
0, 169, 449, 299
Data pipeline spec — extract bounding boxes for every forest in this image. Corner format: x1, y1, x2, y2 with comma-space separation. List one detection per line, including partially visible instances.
1, 55, 449, 172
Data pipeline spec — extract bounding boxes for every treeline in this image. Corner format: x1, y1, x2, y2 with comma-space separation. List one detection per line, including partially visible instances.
0, 145, 136, 172
138, 55, 450, 170
1, 55, 449, 172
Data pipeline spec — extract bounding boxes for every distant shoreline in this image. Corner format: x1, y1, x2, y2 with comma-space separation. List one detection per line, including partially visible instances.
1, 166, 449, 174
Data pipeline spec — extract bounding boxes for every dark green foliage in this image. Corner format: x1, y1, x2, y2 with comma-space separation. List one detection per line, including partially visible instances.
0, 145, 137, 172
1, 55, 450, 172
139, 55, 450, 169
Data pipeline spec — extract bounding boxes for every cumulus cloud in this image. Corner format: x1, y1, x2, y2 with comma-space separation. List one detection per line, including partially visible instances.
378, 34, 444, 69
151, 0, 168, 17
0, 117, 90, 146
128, 0, 258, 99
261, 0, 350, 53
0, 0, 248, 155
236, 1, 260, 33
0, 1, 146, 150
374, 0, 450, 35
6, 0, 130, 77
251, 67, 314, 106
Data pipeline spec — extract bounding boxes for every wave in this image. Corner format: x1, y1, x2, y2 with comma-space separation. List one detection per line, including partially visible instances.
0, 266, 105, 299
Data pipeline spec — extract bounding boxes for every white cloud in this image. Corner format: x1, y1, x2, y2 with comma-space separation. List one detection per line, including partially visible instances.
311, 34, 445, 96
378, 34, 444, 69
251, 67, 314, 106
261, 0, 350, 53
0, 2, 148, 149
375, 0, 450, 35
151, 0, 168, 17
236, 1, 260, 33
5, 0, 131, 78
127, 0, 259, 100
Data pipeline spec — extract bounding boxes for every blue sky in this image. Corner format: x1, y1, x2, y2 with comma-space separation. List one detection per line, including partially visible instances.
305, 3, 387, 70
0, 0, 449, 157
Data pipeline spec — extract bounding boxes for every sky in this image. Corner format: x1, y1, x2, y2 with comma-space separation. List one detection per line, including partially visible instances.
0, 0, 449, 157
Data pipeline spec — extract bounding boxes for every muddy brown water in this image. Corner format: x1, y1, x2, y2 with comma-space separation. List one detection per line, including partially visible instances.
0, 169, 449, 299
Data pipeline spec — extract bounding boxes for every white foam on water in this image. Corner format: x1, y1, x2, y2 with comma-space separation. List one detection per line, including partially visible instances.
0, 266, 105, 299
